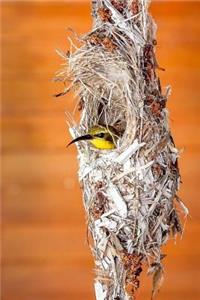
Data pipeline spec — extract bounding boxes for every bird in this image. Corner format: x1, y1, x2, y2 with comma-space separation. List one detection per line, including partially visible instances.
67, 125, 118, 150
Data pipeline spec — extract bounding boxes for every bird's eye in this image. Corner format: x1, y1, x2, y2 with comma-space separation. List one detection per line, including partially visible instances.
96, 133, 105, 138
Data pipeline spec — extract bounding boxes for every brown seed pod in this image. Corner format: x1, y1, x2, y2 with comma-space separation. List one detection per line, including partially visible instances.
102, 37, 117, 52
88, 34, 102, 46
111, 0, 126, 13
90, 191, 107, 219
145, 95, 155, 106
130, 0, 139, 15
98, 7, 112, 22
151, 101, 161, 116
121, 251, 143, 297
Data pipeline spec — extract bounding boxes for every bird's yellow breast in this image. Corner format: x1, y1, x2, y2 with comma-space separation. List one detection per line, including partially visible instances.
90, 138, 115, 150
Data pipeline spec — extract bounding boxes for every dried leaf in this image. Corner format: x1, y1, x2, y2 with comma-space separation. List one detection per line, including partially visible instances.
151, 265, 164, 300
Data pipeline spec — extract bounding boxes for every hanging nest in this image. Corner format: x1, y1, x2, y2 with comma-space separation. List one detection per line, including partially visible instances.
55, 0, 188, 299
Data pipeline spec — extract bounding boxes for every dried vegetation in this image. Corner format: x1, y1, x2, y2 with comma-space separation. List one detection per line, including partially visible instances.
55, 0, 188, 299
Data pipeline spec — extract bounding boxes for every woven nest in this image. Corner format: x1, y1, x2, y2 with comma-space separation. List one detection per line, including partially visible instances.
55, 1, 188, 299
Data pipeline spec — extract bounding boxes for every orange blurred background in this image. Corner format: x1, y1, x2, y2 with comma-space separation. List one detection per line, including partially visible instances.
1, 1, 200, 300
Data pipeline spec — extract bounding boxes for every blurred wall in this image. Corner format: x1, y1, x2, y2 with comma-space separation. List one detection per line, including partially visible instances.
2, 1, 200, 300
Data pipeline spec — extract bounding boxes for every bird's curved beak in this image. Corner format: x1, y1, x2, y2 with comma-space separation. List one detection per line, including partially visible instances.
67, 134, 93, 147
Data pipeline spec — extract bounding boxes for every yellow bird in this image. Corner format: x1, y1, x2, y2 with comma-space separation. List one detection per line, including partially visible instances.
67, 125, 118, 150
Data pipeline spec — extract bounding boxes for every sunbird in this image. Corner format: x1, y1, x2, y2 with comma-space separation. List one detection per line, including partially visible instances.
67, 125, 118, 150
